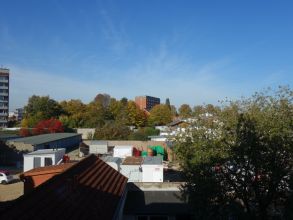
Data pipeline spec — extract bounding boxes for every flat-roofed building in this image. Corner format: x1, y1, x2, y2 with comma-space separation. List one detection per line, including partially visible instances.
0, 68, 9, 127
7, 133, 82, 152
135, 95, 160, 111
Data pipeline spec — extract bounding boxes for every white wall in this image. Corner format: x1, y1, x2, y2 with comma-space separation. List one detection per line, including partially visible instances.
113, 146, 133, 158
23, 156, 34, 172
54, 149, 66, 164
142, 165, 163, 182
106, 161, 120, 171
23, 149, 65, 172
120, 165, 142, 182
89, 144, 107, 154
150, 137, 167, 142
23, 154, 55, 172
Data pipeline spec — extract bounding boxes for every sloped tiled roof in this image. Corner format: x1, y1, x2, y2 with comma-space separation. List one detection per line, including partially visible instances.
0, 154, 128, 220
20, 162, 75, 177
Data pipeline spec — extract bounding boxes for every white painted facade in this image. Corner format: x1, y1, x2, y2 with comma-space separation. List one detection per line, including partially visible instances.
142, 165, 163, 182
113, 146, 133, 158
23, 148, 65, 172
142, 157, 163, 182
102, 156, 122, 171
120, 164, 142, 182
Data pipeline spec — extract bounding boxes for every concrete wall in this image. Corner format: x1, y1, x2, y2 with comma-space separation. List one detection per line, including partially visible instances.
89, 143, 107, 154
76, 128, 95, 140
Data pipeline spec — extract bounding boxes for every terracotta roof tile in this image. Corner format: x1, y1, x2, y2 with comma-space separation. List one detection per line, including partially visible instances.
0, 154, 128, 220
20, 162, 75, 177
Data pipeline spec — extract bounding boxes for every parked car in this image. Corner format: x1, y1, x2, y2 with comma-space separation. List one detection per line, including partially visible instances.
0, 170, 13, 184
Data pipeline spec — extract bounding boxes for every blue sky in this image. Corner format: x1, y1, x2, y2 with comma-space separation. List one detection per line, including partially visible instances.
1, 0, 293, 110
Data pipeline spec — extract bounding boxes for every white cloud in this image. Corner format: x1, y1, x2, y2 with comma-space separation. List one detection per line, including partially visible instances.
99, 9, 130, 55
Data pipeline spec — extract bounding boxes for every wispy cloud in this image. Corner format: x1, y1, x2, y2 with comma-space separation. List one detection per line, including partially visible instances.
8, 41, 251, 111
9, 65, 109, 110
99, 9, 130, 55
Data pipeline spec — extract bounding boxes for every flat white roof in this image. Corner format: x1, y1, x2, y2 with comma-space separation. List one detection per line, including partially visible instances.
25, 148, 65, 156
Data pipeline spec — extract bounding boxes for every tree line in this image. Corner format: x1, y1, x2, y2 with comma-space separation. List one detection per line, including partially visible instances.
19, 93, 215, 139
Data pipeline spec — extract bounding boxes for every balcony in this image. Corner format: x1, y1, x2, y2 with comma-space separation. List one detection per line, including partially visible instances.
0, 79, 8, 83
0, 86, 8, 89
0, 113, 7, 116
0, 106, 8, 110
0, 93, 8, 96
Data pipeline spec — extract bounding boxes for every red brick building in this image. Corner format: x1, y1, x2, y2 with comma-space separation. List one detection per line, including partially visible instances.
135, 95, 160, 111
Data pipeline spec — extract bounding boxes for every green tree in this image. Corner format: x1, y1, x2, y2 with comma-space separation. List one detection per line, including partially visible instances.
83, 101, 106, 128
94, 122, 131, 140
205, 104, 221, 115
178, 104, 192, 118
24, 95, 64, 127
175, 87, 293, 219
148, 104, 172, 126
94, 93, 111, 107
193, 105, 205, 116
108, 98, 122, 120
170, 105, 178, 117
127, 101, 147, 127
128, 127, 160, 140
60, 99, 86, 128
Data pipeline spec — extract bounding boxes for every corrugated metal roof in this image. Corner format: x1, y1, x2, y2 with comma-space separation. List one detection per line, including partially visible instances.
143, 156, 162, 165
0, 134, 19, 139
0, 154, 128, 220
8, 133, 81, 145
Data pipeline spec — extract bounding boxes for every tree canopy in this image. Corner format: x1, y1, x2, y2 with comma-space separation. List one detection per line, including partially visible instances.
175, 87, 293, 219
148, 104, 172, 126
24, 95, 64, 127
178, 104, 192, 118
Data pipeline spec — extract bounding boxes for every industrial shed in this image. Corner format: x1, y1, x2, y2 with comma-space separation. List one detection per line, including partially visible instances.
23, 148, 66, 172
89, 140, 108, 154
7, 133, 81, 152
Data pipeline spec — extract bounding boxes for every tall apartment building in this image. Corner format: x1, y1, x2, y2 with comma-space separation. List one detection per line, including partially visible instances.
135, 95, 160, 111
0, 68, 9, 127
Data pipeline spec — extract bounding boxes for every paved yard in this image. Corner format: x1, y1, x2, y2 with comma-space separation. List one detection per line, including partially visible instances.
0, 177, 23, 201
